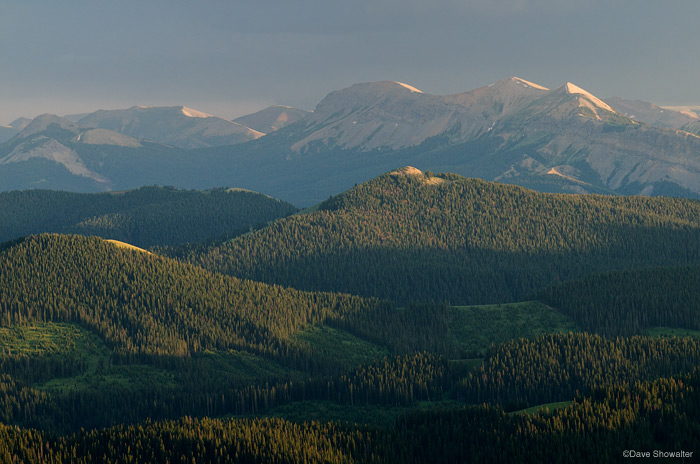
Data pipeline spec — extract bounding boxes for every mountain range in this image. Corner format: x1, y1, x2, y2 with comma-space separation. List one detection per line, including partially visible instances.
2, 77, 700, 205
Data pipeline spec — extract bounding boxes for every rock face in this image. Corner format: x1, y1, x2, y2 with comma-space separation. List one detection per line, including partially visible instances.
0, 114, 191, 192
77, 106, 264, 149
288, 78, 552, 152
288, 78, 643, 153
0, 115, 108, 186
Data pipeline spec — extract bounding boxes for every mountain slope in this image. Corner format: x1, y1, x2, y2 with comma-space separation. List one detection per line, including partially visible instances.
0, 114, 203, 192
0, 115, 112, 188
192, 167, 700, 304
285, 78, 626, 153
77, 106, 264, 149
288, 80, 460, 152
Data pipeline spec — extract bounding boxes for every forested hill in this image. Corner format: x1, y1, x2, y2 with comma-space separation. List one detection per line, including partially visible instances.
192, 167, 700, 305
0, 186, 298, 248
0, 234, 386, 359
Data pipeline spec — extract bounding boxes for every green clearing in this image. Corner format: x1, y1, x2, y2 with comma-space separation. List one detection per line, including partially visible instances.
39, 345, 303, 395
0, 323, 175, 394
0, 322, 104, 359
38, 364, 177, 394
292, 325, 390, 369
0, 322, 300, 395
448, 301, 577, 357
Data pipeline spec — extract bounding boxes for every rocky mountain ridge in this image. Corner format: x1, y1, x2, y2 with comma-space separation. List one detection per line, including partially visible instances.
1, 78, 699, 205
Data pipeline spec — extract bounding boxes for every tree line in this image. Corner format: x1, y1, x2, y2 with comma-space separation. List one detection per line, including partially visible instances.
0, 186, 297, 248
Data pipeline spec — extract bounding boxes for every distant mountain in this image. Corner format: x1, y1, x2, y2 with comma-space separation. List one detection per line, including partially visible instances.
286, 78, 617, 152
18, 113, 81, 137
77, 105, 264, 149
8, 117, 33, 131
234, 105, 311, 134
0, 113, 199, 192
0, 115, 114, 188
0, 118, 29, 143
284, 79, 700, 197
606, 97, 700, 135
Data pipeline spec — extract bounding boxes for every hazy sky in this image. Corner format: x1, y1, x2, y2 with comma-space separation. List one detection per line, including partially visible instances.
2, 0, 699, 125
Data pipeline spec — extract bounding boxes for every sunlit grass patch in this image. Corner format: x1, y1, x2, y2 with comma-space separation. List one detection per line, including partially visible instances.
0, 322, 104, 358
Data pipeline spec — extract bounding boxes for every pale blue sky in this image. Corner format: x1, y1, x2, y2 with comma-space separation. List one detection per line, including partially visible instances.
1, 0, 699, 124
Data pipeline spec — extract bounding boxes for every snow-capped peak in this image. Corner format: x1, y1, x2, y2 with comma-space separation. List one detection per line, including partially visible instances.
564, 83, 614, 113
394, 82, 423, 93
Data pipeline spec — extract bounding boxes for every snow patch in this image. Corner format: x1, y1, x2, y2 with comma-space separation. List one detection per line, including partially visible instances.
512, 77, 549, 91
181, 107, 212, 118
394, 82, 423, 93
564, 83, 614, 113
